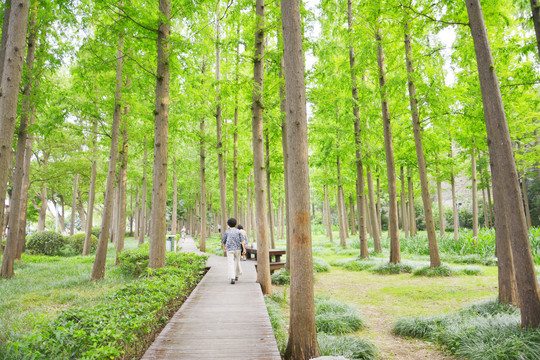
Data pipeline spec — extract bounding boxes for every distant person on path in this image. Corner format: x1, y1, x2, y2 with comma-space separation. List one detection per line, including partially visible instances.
237, 224, 248, 260
181, 225, 186, 240
221, 218, 246, 284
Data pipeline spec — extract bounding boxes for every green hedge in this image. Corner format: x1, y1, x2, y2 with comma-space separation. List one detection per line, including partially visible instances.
68, 233, 98, 254
7, 248, 208, 359
26, 231, 66, 256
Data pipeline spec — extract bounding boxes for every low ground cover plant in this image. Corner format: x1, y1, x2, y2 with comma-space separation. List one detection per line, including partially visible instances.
4, 247, 208, 360
315, 296, 364, 335
393, 300, 540, 360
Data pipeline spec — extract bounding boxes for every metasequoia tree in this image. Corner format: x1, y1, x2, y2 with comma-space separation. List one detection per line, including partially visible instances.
90, 8, 125, 280
531, 0, 540, 59
215, 9, 227, 234
252, 0, 271, 294
138, 142, 148, 245
9, 1, 38, 261
376, 25, 400, 264
466, 0, 540, 327
0, 0, 31, 278
347, 0, 368, 258
281, 0, 319, 358
403, 19, 440, 267
148, 0, 171, 269
83, 114, 98, 255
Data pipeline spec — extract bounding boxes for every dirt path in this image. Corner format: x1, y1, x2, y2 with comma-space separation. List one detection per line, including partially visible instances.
361, 304, 453, 360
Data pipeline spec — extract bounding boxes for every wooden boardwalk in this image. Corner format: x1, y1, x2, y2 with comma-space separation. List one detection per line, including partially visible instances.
141, 237, 282, 360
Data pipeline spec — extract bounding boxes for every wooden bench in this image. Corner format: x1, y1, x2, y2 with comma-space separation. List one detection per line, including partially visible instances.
255, 262, 286, 274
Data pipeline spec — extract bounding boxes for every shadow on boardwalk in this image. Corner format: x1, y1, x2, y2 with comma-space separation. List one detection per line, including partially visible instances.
142, 237, 281, 360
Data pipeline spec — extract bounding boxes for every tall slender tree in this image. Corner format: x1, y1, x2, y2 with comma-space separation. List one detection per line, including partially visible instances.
281, 0, 319, 358
252, 0, 271, 294
148, 0, 171, 269
466, 0, 540, 327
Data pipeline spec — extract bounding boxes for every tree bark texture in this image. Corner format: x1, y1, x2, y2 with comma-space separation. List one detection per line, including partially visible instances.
138, 144, 148, 245
8, 2, 37, 262
466, 0, 540, 327
0, 0, 11, 82
265, 131, 275, 248
115, 109, 129, 263
215, 14, 227, 235
83, 115, 98, 255
404, 21, 440, 267
437, 177, 445, 237
199, 131, 207, 251
408, 169, 416, 236
90, 24, 124, 280
367, 167, 381, 250
0, 0, 30, 276
17, 114, 34, 258
377, 26, 400, 264
401, 166, 409, 237
531, 0, 540, 60
522, 176, 532, 228
472, 147, 479, 236
252, 0, 271, 294
281, 0, 319, 357
347, 0, 367, 257
70, 174, 79, 236
148, 0, 171, 270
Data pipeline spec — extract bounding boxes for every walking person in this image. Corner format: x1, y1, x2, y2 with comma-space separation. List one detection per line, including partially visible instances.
221, 218, 246, 284
237, 224, 248, 260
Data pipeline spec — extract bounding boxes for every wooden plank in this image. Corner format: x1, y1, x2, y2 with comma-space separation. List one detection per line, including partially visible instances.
141, 237, 281, 360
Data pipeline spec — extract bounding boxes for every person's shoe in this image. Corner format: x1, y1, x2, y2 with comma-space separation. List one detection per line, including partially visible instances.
230, 279, 235, 284
235, 277, 238, 281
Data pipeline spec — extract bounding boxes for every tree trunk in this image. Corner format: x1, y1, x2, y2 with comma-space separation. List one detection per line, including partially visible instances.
377, 26, 400, 264
233, 24, 240, 220
281, 0, 319, 357
279, 36, 291, 270
252, 0, 271, 294
367, 167, 381, 250
482, 186, 490, 228
0, 0, 12, 82
336, 158, 347, 247
148, 0, 171, 269
437, 175, 445, 237
199, 63, 207, 252
324, 185, 333, 242
472, 146, 479, 236
376, 176, 382, 237
83, 117, 98, 255
265, 130, 275, 248
172, 158, 177, 235
115, 108, 129, 263
138, 143, 148, 245
401, 166, 409, 237
70, 174, 79, 236
466, 0, 540, 327
408, 169, 416, 236
215, 13, 227, 235
17, 113, 34, 256
522, 176, 532, 229
90, 19, 124, 280
0, 0, 30, 271
530, 0, 540, 60
347, 0, 367, 257
487, 180, 494, 228
349, 194, 357, 236
9, 2, 37, 261
404, 20, 440, 267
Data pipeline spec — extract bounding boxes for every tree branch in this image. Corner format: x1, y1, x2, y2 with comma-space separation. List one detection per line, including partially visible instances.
401, 3, 469, 27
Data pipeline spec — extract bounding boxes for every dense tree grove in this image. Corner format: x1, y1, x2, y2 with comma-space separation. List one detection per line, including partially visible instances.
0, 0, 540, 343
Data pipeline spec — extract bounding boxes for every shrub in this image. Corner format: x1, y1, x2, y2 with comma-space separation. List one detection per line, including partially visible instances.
67, 233, 98, 255
315, 296, 364, 335
371, 262, 413, 275
413, 265, 453, 277
313, 257, 330, 272
26, 231, 66, 256
459, 267, 483, 276
8, 250, 208, 360
271, 269, 290, 285
91, 227, 100, 239
318, 333, 377, 360
330, 259, 376, 272
116, 244, 208, 278
393, 300, 540, 360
